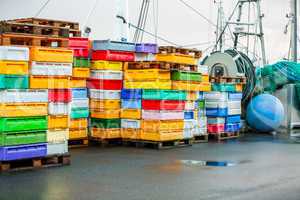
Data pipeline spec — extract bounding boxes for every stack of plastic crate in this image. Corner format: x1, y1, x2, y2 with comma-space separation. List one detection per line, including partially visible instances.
68, 37, 90, 145
89, 40, 135, 141
30, 46, 73, 155
0, 46, 48, 161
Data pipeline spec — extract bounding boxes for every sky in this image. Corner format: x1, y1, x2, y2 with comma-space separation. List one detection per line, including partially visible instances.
0, 0, 294, 64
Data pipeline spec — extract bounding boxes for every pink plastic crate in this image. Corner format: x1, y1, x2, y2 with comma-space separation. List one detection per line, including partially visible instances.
72, 48, 89, 58
68, 37, 89, 48
142, 110, 184, 120
207, 124, 225, 134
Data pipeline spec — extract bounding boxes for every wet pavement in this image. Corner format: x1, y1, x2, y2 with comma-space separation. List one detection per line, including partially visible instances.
1, 134, 300, 200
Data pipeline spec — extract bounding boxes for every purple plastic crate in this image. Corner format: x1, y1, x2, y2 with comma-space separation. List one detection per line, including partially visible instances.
0, 143, 47, 161
135, 43, 158, 53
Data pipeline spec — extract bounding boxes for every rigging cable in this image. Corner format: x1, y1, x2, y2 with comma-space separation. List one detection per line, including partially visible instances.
34, 0, 51, 17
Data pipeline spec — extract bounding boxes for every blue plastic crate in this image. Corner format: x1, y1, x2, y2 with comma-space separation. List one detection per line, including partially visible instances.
121, 99, 142, 109
0, 143, 47, 161
198, 92, 204, 100
206, 108, 228, 117
228, 92, 243, 100
184, 111, 195, 120
121, 89, 142, 99
71, 88, 88, 99
226, 115, 241, 124
197, 109, 206, 117
92, 40, 136, 52
135, 43, 158, 53
225, 123, 241, 132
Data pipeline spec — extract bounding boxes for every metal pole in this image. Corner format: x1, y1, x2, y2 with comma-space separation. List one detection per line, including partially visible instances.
256, 0, 267, 65
291, 0, 298, 62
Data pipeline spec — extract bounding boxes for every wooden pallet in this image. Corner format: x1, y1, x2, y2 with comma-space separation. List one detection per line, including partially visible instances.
0, 33, 69, 47
159, 46, 202, 59
0, 21, 81, 38
0, 153, 70, 172
210, 76, 247, 84
7, 18, 80, 30
89, 137, 122, 147
209, 132, 240, 141
126, 61, 198, 71
193, 134, 209, 143
68, 138, 89, 148
122, 138, 193, 150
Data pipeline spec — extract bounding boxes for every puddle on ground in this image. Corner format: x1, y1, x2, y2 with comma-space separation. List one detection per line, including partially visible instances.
179, 160, 237, 167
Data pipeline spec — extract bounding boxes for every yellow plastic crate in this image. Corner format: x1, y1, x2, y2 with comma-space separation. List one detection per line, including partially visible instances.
72, 68, 90, 78
187, 92, 198, 101
30, 47, 73, 63
140, 130, 183, 142
30, 76, 70, 89
69, 128, 88, 140
90, 99, 120, 110
156, 54, 197, 65
0, 61, 29, 75
202, 75, 209, 82
91, 61, 123, 71
124, 80, 171, 90
236, 83, 243, 92
70, 118, 88, 129
48, 115, 69, 130
90, 109, 120, 119
172, 81, 211, 91
0, 103, 48, 117
120, 109, 141, 119
141, 120, 184, 132
90, 128, 121, 139
125, 69, 170, 81
70, 78, 86, 88
121, 128, 141, 140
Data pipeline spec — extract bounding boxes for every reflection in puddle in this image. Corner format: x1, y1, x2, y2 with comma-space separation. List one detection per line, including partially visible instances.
180, 160, 237, 167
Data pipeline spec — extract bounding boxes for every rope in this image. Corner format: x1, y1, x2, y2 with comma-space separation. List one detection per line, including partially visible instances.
34, 0, 51, 17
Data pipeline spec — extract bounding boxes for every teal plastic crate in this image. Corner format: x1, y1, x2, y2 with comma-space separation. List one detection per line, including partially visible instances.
0, 131, 46, 147
71, 108, 89, 119
0, 75, 29, 89
0, 116, 48, 133
212, 83, 236, 92
142, 89, 187, 100
171, 71, 202, 82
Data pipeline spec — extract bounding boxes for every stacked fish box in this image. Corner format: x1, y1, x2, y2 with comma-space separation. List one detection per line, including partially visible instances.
89, 40, 135, 141
0, 46, 49, 161
30, 46, 73, 155
68, 37, 90, 145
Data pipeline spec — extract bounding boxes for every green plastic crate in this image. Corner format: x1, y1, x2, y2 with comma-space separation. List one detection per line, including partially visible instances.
73, 57, 90, 68
171, 71, 202, 82
0, 75, 29, 89
0, 116, 48, 133
197, 100, 205, 109
142, 89, 187, 100
212, 83, 236, 92
90, 118, 121, 129
0, 131, 46, 146
71, 108, 89, 119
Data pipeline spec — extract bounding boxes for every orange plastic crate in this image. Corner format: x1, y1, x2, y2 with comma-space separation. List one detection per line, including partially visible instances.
70, 78, 86, 88
140, 130, 183, 142
70, 118, 88, 129
30, 47, 73, 63
69, 128, 88, 140
121, 128, 141, 140
90, 109, 120, 119
90, 128, 121, 139
72, 68, 90, 78
90, 99, 120, 110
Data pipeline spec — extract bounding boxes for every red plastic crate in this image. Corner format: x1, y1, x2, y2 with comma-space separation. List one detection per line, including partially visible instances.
142, 100, 185, 111
48, 89, 72, 103
207, 124, 225, 134
68, 37, 89, 48
91, 50, 135, 61
87, 78, 123, 90
72, 48, 89, 58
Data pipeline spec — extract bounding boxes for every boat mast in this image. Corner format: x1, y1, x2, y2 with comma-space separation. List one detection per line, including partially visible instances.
114, 0, 129, 42
291, 0, 298, 62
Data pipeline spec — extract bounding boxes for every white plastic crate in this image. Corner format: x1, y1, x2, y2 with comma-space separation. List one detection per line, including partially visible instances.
184, 119, 197, 129
142, 110, 184, 120
185, 101, 196, 110
197, 116, 207, 128
193, 127, 207, 136
71, 98, 89, 109
89, 89, 121, 100
31, 61, 72, 76
207, 117, 225, 125
49, 102, 69, 115
47, 129, 69, 143
183, 128, 194, 139
0, 46, 29, 61
228, 100, 241, 109
198, 65, 209, 75
121, 119, 141, 129
90, 70, 123, 80
0, 89, 48, 103
228, 108, 242, 115
47, 141, 68, 156
205, 101, 228, 108
134, 53, 156, 62
203, 92, 228, 101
